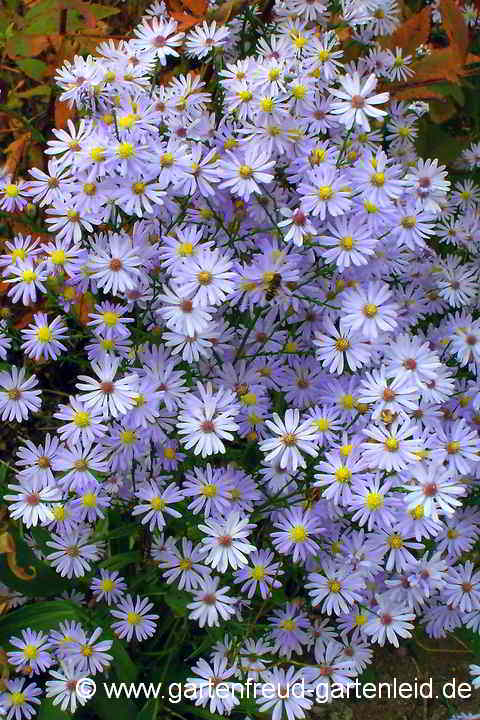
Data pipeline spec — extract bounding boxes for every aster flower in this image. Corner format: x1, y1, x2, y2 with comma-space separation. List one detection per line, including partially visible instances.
364, 596, 415, 647
0, 678, 42, 720
271, 506, 323, 563
46, 530, 102, 578
132, 481, 183, 530
329, 72, 389, 131
45, 662, 91, 714
298, 164, 352, 220
110, 594, 159, 642
4, 476, 61, 528
198, 511, 256, 573
8, 630, 52, 675
185, 21, 230, 59
75, 357, 139, 420
187, 576, 236, 628
341, 281, 399, 340
0, 367, 41, 422
218, 148, 275, 201
21, 313, 68, 361
187, 657, 239, 716
54, 396, 107, 445
156, 537, 210, 591
256, 666, 313, 720
307, 560, 365, 615
90, 570, 127, 605
260, 408, 318, 472
361, 418, 422, 472
177, 382, 239, 457
69, 627, 113, 675
5, 260, 47, 306
89, 234, 142, 295
234, 549, 284, 599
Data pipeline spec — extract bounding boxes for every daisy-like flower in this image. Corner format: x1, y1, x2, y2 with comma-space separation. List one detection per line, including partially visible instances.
75, 357, 139, 419
313, 317, 371, 374
46, 530, 102, 578
271, 506, 323, 563
8, 630, 52, 675
156, 537, 210, 591
234, 549, 284, 599
177, 248, 236, 307
320, 215, 378, 270
218, 148, 275, 201
132, 17, 184, 64
256, 666, 313, 720
177, 382, 239, 457
278, 206, 318, 246
341, 281, 399, 340
132, 481, 184, 530
430, 419, 480, 475
69, 627, 113, 675
400, 463, 466, 521
198, 511, 256, 573
364, 596, 415, 648
405, 157, 451, 212
444, 561, 480, 613
0, 367, 41, 423
15, 434, 59, 484
54, 396, 107, 445
298, 164, 352, 220
21, 313, 68, 361
185, 21, 230, 59
306, 560, 365, 615
90, 570, 127, 605
157, 284, 214, 336
329, 72, 389, 130
182, 464, 233, 516
0, 177, 28, 212
187, 576, 236, 628
268, 603, 311, 658
361, 418, 422, 472
110, 594, 159, 642
0, 678, 42, 720
5, 260, 47, 306
4, 476, 61, 528
187, 657, 239, 716
260, 408, 319, 472
45, 662, 91, 714
89, 233, 142, 296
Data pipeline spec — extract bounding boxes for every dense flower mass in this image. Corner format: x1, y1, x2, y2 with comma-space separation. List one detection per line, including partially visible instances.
0, 0, 480, 717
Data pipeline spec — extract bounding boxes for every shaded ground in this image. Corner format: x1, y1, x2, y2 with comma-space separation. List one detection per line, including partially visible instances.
312, 637, 480, 720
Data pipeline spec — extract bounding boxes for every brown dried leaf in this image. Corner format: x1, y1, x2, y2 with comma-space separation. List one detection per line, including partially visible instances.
381, 6, 431, 54
440, 0, 469, 58
412, 46, 464, 84
55, 99, 76, 130
4, 133, 31, 177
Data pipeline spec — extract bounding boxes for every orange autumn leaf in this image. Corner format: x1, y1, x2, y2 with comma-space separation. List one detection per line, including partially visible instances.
381, 6, 431, 55
412, 46, 464, 84
390, 85, 446, 102
166, 0, 208, 29
4, 133, 31, 177
439, 0, 469, 58
74, 292, 94, 326
13, 308, 36, 330
55, 99, 76, 130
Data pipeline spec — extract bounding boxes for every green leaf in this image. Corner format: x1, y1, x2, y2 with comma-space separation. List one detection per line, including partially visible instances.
89, 3, 121, 18
0, 528, 71, 597
99, 551, 142, 571
37, 699, 71, 720
90, 680, 138, 720
12, 85, 51, 99
0, 601, 88, 645
137, 699, 159, 720
15, 58, 47, 81
164, 587, 189, 617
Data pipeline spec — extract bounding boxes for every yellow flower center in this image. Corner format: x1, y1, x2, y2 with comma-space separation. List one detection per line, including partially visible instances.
101, 579, 114, 591
127, 612, 142, 625
36, 326, 52, 343
103, 311, 118, 327
335, 466, 351, 483
51, 249, 66, 265
335, 337, 350, 351
23, 645, 37, 659
388, 534, 404, 549
251, 565, 265, 580
10, 692, 25, 706
328, 580, 341, 593
121, 430, 136, 445
365, 492, 384, 510
83, 492, 97, 508
202, 483, 217, 497
90, 146, 105, 162
289, 525, 307, 542
317, 185, 333, 200
313, 418, 329, 431
22, 269, 37, 283
280, 619, 296, 631
363, 303, 378, 317
117, 142, 134, 159
239, 165, 253, 178
385, 436, 398, 451
150, 496, 166, 511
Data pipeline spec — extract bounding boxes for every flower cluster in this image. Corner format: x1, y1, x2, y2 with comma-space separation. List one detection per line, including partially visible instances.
0, 0, 480, 717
